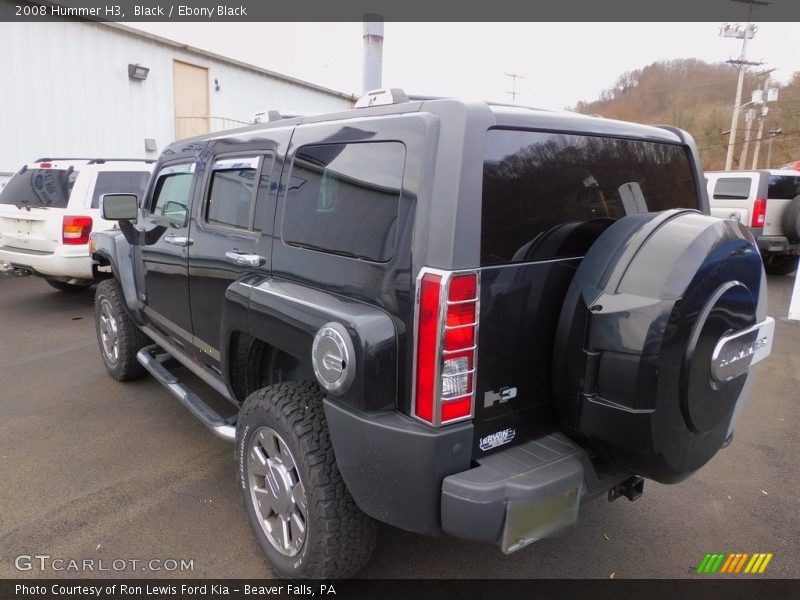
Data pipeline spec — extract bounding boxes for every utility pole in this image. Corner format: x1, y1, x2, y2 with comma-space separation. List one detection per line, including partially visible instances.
751, 68, 778, 168
739, 108, 755, 169
505, 73, 523, 102
720, 0, 769, 170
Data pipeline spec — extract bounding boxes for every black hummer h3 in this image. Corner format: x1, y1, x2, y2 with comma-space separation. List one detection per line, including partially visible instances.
92, 89, 774, 578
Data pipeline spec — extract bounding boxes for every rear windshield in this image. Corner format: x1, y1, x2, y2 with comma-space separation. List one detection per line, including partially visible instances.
768, 174, 800, 200
0, 168, 78, 208
481, 129, 699, 265
91, 171, 151, 208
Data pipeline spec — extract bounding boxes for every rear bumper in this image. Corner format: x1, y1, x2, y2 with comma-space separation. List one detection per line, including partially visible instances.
0, 244, 94, 279
441, 433, 627, 552
324, 398, 627, 546
756, 235, 800, 254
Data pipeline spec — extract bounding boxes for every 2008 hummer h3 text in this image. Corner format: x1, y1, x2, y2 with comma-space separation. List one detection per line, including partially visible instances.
91, 89, 774, 578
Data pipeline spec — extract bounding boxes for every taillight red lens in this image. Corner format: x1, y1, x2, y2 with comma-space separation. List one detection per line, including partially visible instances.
752, 198, 767, 227
414, 273, 442, 423
414, 271, 479, 426
62, 216, 93, 245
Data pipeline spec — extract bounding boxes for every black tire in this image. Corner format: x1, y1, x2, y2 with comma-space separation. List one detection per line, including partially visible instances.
763, 253, 799, 276
236, 381, 377, 579
781, 194, 800, 243
45, 278, 92, 292
94, 279, 149, 381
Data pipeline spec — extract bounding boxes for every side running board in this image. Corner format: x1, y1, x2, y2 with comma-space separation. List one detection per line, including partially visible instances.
137, 344, 237, 442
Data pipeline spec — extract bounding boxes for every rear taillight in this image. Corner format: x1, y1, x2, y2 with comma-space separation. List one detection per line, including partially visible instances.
751, 198, 767, 228
62, 216, 93, 245
413, 270, 479, 426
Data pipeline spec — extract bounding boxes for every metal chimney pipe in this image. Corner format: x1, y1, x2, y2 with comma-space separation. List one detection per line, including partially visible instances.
362, 16, 384, 93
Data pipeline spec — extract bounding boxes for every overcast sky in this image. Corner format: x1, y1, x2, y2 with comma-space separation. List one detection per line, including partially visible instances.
125, 22, 800, 110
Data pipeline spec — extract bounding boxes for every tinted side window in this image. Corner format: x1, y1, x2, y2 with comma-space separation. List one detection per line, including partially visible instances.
206, 157, 260, 229
481, 129, 699, 265
151, 170, 193, 222
768, 175, 800, 200
282, 141, 405, 262
713, 177, 752, 200
92, 171, 150, 208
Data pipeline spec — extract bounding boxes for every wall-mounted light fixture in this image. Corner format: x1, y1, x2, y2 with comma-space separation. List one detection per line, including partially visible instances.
214, 78, 221, 91
128, 64, 150, 80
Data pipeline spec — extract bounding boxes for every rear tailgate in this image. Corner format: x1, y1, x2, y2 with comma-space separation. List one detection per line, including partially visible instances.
473, 128, 702, 458
0, 206, 62, 253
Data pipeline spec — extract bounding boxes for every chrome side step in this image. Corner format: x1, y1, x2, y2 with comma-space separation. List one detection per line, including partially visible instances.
140, 324, 235, 402
137, 344, 236, 442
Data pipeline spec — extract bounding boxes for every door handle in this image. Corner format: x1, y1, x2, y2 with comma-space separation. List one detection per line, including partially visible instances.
164, 234, 193, 247
225, 250, 265, 267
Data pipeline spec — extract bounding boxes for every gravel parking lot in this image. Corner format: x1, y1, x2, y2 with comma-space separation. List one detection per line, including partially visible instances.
0, 273, 797, 579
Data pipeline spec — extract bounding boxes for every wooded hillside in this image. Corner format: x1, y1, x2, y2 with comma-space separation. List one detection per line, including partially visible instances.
574, 59, 800, 171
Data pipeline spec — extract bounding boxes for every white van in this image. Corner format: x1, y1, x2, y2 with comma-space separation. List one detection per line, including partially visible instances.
0, 158, 154, 290
706, 169, 800, 275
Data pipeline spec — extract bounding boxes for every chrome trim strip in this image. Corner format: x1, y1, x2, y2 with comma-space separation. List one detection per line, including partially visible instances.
446, 298, 479, 306
142, 306, 193, 343
444, 322, 478, 331
443, 345, 478, 356
441, 393, 473, 404
441, 368, 476, 378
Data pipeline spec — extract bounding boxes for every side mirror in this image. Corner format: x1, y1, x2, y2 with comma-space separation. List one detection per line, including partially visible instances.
101, 193, 139, 221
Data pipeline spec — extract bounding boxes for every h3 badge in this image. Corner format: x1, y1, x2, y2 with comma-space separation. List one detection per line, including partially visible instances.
483, 386, 518, 408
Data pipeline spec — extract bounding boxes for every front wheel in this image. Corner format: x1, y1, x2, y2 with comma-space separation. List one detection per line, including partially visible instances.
94, 279, 149, 381
236, 381, 377, 579
763, 254, 799, 276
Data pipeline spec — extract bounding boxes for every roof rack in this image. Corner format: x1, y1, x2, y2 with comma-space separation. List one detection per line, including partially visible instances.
35, 158, 156, 164
252, 110, 307, 124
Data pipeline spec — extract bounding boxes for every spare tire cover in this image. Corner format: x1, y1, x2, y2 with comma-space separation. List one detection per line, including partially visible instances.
553, 209, 767, 484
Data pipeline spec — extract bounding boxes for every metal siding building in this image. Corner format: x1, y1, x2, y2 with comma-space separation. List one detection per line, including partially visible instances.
0, 21, 355, 184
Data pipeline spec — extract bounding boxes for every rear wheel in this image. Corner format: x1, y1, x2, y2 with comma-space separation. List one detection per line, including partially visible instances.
94, 279, 149, 381
45, 278, 92, 292
236, 381, 377, 579
763, 254, 798, 276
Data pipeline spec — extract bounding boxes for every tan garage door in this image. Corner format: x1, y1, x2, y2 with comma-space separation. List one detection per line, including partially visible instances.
174, 61, 209, 140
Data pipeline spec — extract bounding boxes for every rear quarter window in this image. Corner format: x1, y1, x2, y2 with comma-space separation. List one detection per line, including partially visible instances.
481, 129, 699, 265
91, 171, 151, 208
282, 141, 406, 262
713, 177, 753, 200
768, 175, 800, 200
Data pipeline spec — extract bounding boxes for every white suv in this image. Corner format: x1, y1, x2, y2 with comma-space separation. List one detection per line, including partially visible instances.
706, 169, 800, 275
0, 158, 153, 291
